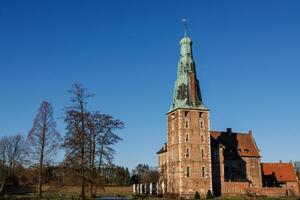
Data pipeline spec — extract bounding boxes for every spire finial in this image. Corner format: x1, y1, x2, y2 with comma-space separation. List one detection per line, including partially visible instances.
182, 18, 188, 36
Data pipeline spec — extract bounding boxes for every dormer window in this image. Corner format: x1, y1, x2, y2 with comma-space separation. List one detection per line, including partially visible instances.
244, 149, 249, 153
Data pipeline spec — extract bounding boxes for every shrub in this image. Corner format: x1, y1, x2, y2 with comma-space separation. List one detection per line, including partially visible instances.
206, 190, 214, 199
195, 191, 201, 199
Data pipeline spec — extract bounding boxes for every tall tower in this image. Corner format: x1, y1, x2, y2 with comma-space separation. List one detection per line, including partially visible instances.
166, 29, 212, 197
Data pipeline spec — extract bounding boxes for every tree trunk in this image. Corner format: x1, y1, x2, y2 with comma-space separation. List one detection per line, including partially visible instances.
38, 148, 44, 197
89, 131, 96, 198
38, 112, 46, 197
95, 143, 104, 196
81, 140, 85, 199
80, 102, 86, 200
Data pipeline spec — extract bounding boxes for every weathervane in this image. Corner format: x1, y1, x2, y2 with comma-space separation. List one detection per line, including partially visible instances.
182, 18, 188, 36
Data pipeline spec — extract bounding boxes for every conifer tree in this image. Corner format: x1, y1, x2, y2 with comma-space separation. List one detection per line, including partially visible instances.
25, 101, 61, 196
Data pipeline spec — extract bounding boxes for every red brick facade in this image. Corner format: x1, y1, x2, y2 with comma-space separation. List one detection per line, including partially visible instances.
165, 109, 212, 197
157, 33, 299, 198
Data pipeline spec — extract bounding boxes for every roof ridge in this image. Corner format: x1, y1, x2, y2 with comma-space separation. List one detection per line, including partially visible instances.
210, 130, 249, 135
262, 162, 293, 165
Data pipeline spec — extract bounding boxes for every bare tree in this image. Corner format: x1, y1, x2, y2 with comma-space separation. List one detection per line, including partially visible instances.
64, 83, 93, 199
0, 137, 8, 180
6, 134, 24, 175
25, 101, 61, 196
85, 112, 100, 197
0, 135, 24, 180
63, 84, 124, 198
85, 112, 124, 196
94, 114, 124, 195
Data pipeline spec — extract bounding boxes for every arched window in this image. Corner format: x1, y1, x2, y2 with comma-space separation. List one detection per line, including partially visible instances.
201, 149, 205, 159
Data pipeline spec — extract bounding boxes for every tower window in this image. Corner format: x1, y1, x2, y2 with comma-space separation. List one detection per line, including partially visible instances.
186, 148, 190, 158
201, 135, 204, 142
200, 121, 204, 129
186, 134, 189, 142
202, 167, 205, 178
184, 119, 189, 129
201, 149, 205, 159
184, 111, 189, 117
171, 120, 174, 131
186, 166, 190, 177
199, 112, 204, 118
171, 131, 174, 144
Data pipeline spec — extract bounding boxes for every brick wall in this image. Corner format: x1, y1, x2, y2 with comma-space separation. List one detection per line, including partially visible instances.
166, 109, 212, 198
221, 182, 249, 195
258, 188, 287, 197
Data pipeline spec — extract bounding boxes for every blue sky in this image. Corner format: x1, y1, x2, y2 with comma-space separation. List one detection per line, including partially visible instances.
1, 0, 300, 170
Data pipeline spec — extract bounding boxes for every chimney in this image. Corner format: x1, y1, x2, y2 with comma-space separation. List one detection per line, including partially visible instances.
226, 128, 232, 134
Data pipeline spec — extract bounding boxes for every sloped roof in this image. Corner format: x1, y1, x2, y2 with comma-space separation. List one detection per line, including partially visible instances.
210, 130, 260, 157
168, 34, 208, 113
262, 163, 297, 182
157, 143, 167, 154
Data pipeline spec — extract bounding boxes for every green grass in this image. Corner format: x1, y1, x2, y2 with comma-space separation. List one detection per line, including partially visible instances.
0, 186, 299, 200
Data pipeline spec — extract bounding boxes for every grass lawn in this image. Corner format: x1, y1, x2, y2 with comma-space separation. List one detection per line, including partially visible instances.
0, 186, 299, 200
43, 185, 132, 197
0, 186, 132, 199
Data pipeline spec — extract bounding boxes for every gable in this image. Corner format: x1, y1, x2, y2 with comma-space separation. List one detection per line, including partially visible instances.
210, 130, 260, 157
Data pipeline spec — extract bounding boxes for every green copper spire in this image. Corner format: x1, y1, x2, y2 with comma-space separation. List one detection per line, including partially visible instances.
169, 25, 208, 113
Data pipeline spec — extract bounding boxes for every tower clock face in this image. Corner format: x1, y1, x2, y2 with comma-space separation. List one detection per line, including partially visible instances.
177, 83, 187, 100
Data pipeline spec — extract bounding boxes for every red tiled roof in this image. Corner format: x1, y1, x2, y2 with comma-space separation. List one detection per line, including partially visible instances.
262, 163, 297, 182
210, 130, 260, 157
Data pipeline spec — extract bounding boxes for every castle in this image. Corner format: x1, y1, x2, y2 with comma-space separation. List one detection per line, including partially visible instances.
157, 30, 299, 198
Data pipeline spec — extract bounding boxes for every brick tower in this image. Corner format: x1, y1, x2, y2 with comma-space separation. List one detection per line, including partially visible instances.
165, 30, 212, 197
